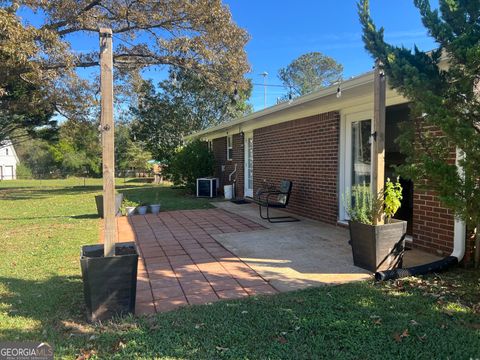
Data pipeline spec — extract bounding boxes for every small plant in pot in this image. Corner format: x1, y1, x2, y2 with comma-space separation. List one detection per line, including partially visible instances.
150, 193, 161, 214
121, 198, 138, 216
136, 202, 148, 215
344, 178, 406, 272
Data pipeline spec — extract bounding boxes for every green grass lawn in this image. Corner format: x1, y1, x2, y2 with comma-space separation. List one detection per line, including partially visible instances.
0, 179, 479, 359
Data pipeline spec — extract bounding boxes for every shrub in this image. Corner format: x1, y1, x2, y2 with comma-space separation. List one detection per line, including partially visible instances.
16, 163, 33, 179
343, 183, 374, 225
384, 177, 403, 223
343, 178, 403, 225
169, 139, 215, 193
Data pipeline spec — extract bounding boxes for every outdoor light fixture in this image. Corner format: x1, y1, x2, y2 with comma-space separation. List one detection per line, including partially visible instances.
336, 85, 342, 98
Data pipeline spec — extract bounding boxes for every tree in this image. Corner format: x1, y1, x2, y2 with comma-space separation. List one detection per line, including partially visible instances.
278, 52, 343, 96
0, 0, 250, 140
48, 119, 102, 176
359, 0, 480, 266
169, 139, 215, 192
131, 69, 252, 162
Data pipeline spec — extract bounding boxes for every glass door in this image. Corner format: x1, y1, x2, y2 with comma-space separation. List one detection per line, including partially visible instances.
244, 133, 253, 197
351, 120, 371, 188
340, 115, 372, 221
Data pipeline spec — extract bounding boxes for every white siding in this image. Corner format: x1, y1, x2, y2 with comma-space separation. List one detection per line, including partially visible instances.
0, 141, 18, 180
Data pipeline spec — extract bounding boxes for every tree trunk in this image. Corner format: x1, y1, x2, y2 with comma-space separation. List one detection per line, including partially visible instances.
475, 223, 480, 268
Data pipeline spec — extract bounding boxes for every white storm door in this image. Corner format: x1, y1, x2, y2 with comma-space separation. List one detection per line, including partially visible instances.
244, 133, 253, 197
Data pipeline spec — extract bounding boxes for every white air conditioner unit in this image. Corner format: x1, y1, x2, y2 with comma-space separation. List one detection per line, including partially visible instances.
196, 177, 218, 198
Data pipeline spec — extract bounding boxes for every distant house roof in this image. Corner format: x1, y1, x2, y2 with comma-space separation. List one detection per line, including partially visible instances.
0, 139, 19, 164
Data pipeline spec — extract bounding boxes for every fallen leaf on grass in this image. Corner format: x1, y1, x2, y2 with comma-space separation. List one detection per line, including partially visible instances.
112, 341, 127, 352
194, 323, 205, 329
410, 320, 420, 326
393, 329, 409, 342
76, 349, 97, 360
216, 346, 229, 352
472, 303, 480, 314
275, 336, 288, 344
417, 334, 427, 342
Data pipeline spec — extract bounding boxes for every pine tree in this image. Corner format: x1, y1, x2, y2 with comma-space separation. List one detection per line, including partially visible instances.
358, 0, 480, 266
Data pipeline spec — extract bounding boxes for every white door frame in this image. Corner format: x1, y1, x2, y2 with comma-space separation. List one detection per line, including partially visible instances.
244, 131, 253, 198
339, 110, 373, 221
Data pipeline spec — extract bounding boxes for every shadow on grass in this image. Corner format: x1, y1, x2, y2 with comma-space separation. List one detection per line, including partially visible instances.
0, 275, 88, 342
0, 185, 151, 201
0, 214, 101, 221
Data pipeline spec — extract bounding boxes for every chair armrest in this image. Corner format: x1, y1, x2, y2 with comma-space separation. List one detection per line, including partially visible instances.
265, 191, 288, 204
256, 188, 279, 199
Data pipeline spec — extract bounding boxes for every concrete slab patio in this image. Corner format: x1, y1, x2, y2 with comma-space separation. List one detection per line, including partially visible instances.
213, 202, 441, 292
107, 202, 441, 315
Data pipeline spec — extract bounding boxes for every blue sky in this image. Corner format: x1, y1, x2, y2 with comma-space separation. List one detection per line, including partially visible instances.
224, 0, 438, 110
21, 1, 439, 112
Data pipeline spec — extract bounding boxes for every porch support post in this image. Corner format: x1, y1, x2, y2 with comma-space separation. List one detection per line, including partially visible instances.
99, 28, 117, 257
372, 59, 386, 225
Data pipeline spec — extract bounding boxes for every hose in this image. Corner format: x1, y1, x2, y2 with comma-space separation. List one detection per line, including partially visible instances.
375, 256, 458, 281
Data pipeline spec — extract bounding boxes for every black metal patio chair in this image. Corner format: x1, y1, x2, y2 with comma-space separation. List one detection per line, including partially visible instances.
254, 180, 299, 223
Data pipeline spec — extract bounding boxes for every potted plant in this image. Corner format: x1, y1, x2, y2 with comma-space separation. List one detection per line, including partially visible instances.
344, 178, 407, 272
121, 198, 138, 216
94, 193, 124, 218
81, 242, 138, 322
136, 202, 148, 215
149, 193, 161, 214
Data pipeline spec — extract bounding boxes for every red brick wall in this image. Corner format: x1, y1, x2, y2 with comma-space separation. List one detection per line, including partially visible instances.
412, 190, 455, 255
411, 124, 456, 257
253, 112, 340, 224
212, 134, 244, 198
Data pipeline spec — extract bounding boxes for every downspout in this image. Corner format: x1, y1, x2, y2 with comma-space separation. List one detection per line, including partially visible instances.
375, 148, 467, 281
229, 164, 237, 200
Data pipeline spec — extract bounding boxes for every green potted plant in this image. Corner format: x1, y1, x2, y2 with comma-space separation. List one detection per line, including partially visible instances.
121, 198, 138, 216
344, 178, 406, 272
150, 193, 161, 214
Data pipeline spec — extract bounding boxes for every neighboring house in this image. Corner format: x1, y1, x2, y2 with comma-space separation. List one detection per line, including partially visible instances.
186, 62, 472, 262
0, 140, 19, 180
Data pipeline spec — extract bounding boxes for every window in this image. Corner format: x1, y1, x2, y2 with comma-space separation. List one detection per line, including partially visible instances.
207, 140, 213, 151
226, 135, 233, 160
5, 149, 8, 156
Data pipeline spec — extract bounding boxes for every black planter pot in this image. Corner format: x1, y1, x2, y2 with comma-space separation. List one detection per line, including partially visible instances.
95, 193, 124, 218
80, 242, 138, 322
348, 219, 407, 272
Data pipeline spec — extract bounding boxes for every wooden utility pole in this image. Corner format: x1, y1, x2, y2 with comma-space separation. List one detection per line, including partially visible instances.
100, 28, 117, 257
372, 60, 386, 225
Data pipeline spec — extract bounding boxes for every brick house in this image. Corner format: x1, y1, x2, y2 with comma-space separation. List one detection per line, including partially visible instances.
186, 69, 470, 262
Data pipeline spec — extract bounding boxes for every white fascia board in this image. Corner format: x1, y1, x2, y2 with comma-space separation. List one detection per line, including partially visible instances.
185, 71, 376, 141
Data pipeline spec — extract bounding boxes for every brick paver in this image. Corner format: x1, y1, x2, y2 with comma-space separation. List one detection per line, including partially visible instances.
109, 208, 276, 315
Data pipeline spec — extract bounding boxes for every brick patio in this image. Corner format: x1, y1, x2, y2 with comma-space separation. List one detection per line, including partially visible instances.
113, 209, 277, 315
